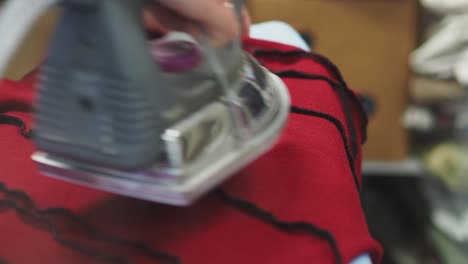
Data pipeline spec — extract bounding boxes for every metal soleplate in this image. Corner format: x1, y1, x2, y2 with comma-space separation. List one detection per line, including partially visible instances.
32, 72, 290, 206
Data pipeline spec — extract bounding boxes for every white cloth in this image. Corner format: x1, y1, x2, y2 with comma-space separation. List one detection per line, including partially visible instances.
411, 1, 468, 86
421, 0, 468, 15
250, 21, 311, 51
410, 14, 468, 80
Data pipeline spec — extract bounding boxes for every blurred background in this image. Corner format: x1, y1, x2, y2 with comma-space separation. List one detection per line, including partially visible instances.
4, 0, 468, 263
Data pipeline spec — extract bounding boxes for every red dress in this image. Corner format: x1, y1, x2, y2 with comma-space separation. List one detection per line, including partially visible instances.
0, 37, 382, 264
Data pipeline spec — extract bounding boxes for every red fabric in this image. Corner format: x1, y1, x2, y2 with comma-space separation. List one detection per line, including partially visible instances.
0, 38, 382, 264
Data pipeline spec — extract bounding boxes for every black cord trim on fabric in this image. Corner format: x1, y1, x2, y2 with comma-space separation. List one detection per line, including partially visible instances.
0, 182, 181, 264
253, 50, 361, 156
0, 114, 33, 138
0, 198, 130, 264
215, 189, 343, 264
273, 70, 359, 158
0, 110, 181, 263
40, 207, 182, 264
252, 49, 369, 144
253, 49, 350, 95
290, 106, 361, 192
0, 100, 33, 114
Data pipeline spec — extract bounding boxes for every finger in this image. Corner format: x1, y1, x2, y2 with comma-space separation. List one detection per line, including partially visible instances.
144, 4, 199, 38
155, 0, 239, 43
241, 7, 251, 36
142, 8, 168, 34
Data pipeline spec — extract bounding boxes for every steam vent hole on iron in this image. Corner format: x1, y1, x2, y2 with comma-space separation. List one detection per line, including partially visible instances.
79, 97, 94, 112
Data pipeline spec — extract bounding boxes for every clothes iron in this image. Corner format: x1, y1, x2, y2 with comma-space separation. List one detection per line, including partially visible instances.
0, 0, 290, 206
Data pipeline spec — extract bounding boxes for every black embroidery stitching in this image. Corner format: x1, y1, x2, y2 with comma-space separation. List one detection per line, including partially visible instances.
215, 189, 343, 264
290, 106, 360, 192
0, 191, 129, 264
0, 182, 181, 264
252, 49, 368, 144
273, 69, 360, 158
0, 114, 33, 138
290, 104, 370, 235
0, 100, 33, 113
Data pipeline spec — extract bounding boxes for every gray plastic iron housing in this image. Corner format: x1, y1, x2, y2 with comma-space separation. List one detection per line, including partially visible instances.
35, 0, 244, 170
